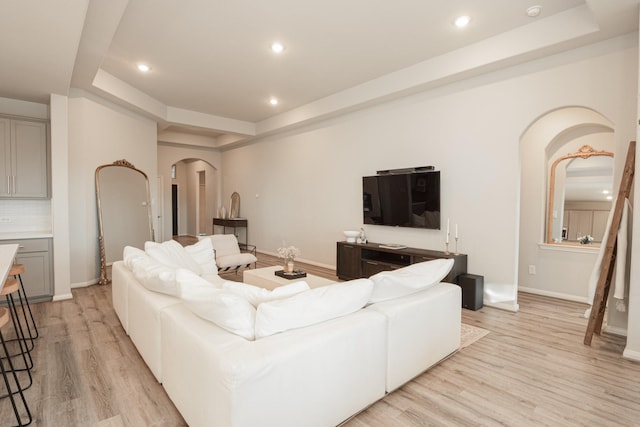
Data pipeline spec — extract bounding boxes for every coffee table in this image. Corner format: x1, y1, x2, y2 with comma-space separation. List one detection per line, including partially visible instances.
242, 266, 336, 290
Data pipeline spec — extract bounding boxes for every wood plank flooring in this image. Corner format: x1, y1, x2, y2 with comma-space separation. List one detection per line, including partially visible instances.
1, 245, 639, 426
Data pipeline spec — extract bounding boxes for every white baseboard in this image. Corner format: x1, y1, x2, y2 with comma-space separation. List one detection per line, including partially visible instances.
258, 251, 335, 271
518, 286, 589, 304
53, 293, 73, 301
623, 348, 640, 362
484, 300, 520, 312
71, 279, 99, 288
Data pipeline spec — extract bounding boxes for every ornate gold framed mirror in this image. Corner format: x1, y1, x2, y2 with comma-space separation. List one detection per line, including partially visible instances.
96, 159, 155, 285
546, 145, 614, 245
230, 192, 240, 218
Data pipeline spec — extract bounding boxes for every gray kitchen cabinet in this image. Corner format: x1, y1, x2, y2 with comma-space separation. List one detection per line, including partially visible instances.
3, 238, 53, 302
0, 117, 49, 198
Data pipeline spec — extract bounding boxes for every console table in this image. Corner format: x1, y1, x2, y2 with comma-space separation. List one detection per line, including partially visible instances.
336, 241, 467, 282
213, 218, 248, 245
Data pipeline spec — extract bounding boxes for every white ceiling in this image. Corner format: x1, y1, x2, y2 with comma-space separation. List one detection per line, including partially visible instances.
0, 0, 638, 147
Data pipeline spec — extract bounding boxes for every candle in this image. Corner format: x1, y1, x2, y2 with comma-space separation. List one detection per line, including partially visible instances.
455, 224, 458, 239
446, 219, 450, 244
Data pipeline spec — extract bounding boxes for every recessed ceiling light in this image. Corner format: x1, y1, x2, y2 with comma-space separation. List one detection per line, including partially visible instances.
526, 5, 542, 17
269, 97, 279, 106
606, 195, 613, 200
271, 42, 285, 54
454, 15, 470, 28
137, 63, 151, 72
602, 190, 610, 194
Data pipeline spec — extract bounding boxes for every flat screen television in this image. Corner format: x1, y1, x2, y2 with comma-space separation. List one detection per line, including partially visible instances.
363, 171, 440, 229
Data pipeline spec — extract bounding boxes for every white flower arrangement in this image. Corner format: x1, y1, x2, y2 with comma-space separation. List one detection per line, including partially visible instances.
277, 245, 300, 260
578, 235, 594, 245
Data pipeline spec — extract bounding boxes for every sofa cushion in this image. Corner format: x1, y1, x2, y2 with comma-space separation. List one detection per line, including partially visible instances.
131, 255, 180, 296
368, 258, 454, 303
254, 279, 373, 339
221, 280, 310, 306
176, 269, 257, 340
123, 245, 146, 270
145, 240, 203, 275
183, 237, 218, 276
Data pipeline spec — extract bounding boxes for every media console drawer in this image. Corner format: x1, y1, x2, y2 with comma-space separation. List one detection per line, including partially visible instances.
336, 241, 467, 282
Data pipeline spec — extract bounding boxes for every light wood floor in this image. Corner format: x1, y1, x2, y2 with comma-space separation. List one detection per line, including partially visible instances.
1, 245, 639, 426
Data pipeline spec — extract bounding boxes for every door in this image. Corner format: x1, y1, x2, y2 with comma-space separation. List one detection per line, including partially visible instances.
172, 184, 178, 236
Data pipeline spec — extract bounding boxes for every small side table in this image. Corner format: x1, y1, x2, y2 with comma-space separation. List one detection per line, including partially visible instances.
213, 218, 248, 245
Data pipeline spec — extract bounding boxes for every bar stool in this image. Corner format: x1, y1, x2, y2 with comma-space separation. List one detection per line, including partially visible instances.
0, 279, 33, 383
9, 264, 38, 344
0, 307, 32, 426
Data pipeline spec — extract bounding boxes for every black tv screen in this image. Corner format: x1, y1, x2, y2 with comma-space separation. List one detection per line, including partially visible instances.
363, 171, 440, 229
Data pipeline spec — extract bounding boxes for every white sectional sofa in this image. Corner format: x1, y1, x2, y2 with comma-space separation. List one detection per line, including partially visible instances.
111, 240, 461, 427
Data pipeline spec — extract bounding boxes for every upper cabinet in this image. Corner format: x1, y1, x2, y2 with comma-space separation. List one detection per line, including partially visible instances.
0, 117, 49, 199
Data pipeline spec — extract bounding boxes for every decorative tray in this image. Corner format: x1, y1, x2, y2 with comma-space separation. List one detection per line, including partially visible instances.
275, 269, 307, 280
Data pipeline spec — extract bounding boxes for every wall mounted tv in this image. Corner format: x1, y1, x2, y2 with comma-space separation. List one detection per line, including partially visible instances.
363, 170, 440, 229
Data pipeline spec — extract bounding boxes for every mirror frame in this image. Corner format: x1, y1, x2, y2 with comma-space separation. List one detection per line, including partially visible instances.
96, 159, 155, 285
230, 192, 240, 219
546, 145, 613, 244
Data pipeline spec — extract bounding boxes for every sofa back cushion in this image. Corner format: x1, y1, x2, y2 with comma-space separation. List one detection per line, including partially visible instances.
145, 240, 203, 275
176, 269, 256, 340
368, 258, 454, 304
254, 279, 373, 339
183, 237, 219, 277
130, 255, 180, 295
221, 280, 310, 307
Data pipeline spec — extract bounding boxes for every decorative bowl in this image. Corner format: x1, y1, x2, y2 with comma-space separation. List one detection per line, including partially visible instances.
343, 230, 360, 243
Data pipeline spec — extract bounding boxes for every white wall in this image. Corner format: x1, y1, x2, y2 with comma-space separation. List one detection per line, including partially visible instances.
623, 24, 640, 362
221, 34, 638, 311
157, 143, 221, 242
67, 90, 157, 286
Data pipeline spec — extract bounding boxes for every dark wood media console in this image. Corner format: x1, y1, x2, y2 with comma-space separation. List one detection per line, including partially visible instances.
336, 241, 467, 282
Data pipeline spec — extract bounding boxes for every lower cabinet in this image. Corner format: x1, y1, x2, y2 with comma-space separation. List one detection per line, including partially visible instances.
3, 238, 53, 302
336, 241, 467, 282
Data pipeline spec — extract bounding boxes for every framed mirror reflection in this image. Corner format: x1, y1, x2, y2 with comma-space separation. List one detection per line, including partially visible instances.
546, 145, 614, 245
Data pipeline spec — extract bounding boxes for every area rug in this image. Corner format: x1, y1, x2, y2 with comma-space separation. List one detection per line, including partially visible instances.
460, 323, 490, 349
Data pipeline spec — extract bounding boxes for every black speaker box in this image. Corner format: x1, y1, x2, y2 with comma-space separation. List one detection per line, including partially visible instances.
457, 273, 484, 310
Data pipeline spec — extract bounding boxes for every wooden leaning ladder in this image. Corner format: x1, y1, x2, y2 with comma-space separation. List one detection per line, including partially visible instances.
584, 140, 636, 345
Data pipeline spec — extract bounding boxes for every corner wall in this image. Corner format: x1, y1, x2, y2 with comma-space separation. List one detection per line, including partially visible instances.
67, 90, 157, 286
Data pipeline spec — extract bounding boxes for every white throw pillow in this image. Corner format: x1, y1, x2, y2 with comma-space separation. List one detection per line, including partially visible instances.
368, 258, 454, 304
221, 280, 310, 307
145, 240, 202, 275
184, 238, 218, 276
254, 279, 373, 339
176, 269, 256, 340
123, 246, 146, 270
131, 255, 179, 296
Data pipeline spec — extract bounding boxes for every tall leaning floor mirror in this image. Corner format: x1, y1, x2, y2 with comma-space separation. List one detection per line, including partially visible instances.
96, 159, 155, 285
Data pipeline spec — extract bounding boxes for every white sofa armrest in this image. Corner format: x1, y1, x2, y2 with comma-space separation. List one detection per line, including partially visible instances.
366, 282, 461, 391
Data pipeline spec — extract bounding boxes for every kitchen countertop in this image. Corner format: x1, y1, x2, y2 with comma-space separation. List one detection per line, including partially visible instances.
0, 243, 19, 292
0, 231, 54, 240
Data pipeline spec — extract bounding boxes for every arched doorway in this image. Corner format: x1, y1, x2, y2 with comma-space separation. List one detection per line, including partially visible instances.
171, 158, 218, 238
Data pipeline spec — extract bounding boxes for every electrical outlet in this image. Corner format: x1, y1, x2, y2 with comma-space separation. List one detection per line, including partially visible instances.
528, 265, 536, 275
0, 217, 11, 223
